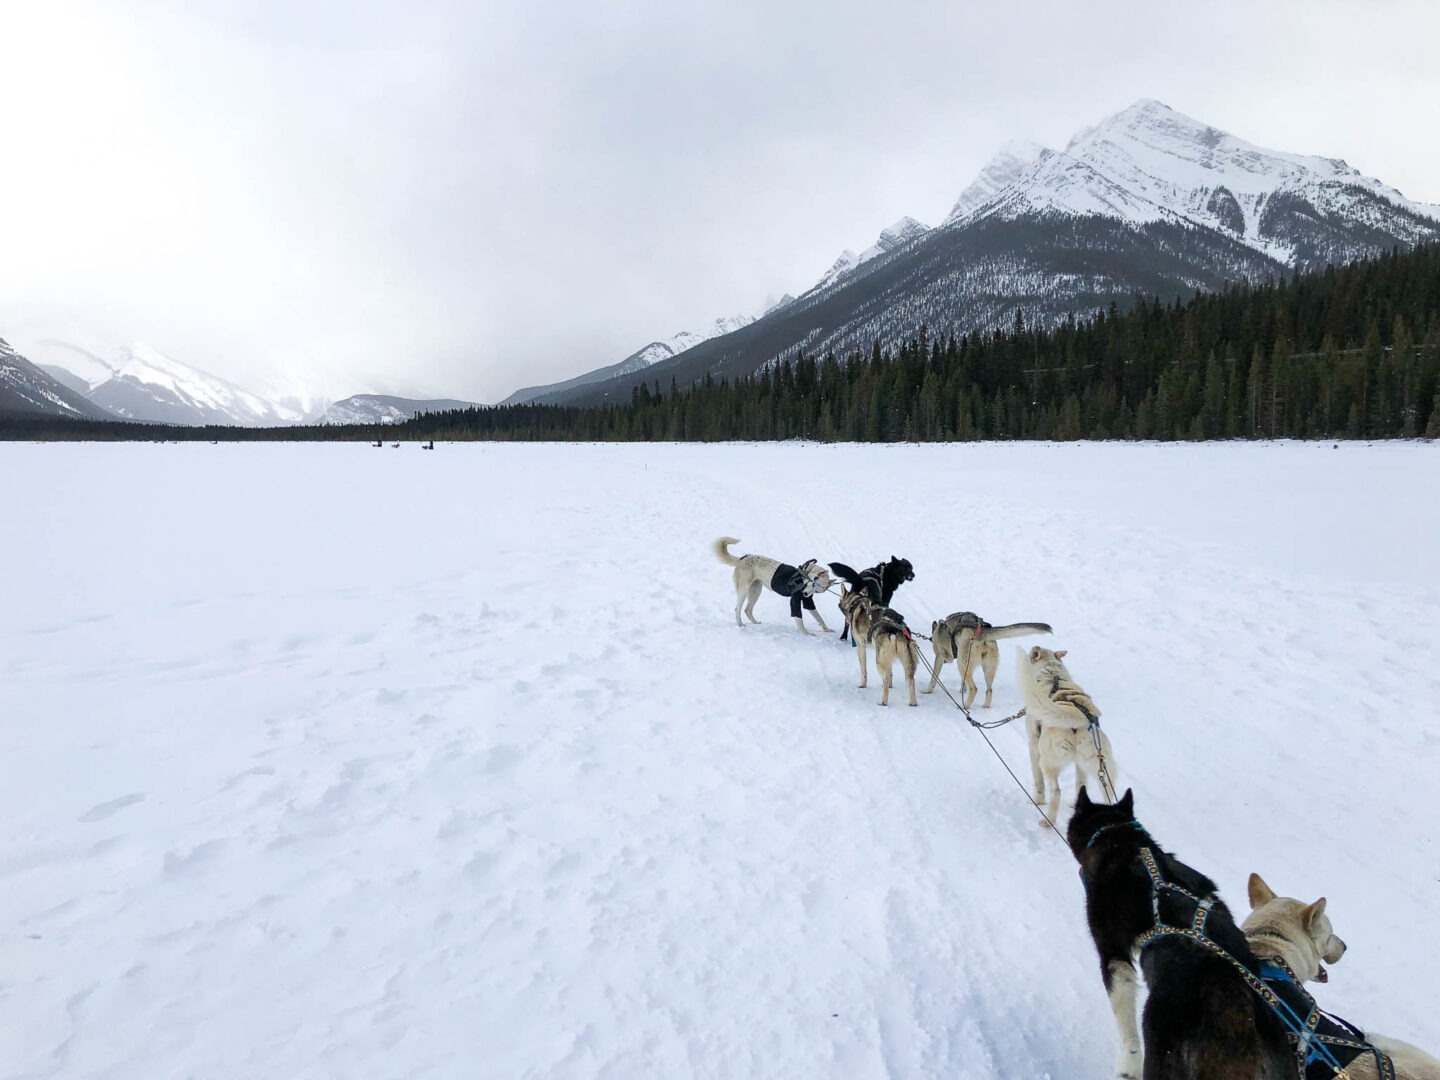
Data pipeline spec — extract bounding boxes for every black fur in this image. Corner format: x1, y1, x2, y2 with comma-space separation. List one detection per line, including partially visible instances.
1067, 788, 1290, 1080
829, 557, 914, 641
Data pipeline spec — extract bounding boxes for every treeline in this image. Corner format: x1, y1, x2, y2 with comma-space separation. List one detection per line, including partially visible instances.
5, 244, 1439, 443
403, 244, 1440, 443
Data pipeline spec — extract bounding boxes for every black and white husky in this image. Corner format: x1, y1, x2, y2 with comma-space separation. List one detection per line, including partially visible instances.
712, 537, 833, 635
1068, 788, 1290, 1080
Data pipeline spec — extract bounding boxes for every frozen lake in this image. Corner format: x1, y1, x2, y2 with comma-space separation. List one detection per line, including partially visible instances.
2, 440, 1437, 1078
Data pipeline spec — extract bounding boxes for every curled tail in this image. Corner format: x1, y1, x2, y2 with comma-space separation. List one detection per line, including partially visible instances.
979, 622, 1053, 642
827, 561, 863, 589
713, 537, 743, 567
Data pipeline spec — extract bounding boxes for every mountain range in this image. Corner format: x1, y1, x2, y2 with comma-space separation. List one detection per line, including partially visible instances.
512, 98, 1440, 407
5, 339, 480, 426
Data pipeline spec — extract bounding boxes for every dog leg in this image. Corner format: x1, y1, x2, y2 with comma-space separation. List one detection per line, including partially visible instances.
961, 661, 979, 710
904, 650, 917, 707
1102, 959, 1143, 1080
879, 653, 893, 706
921, 650, 942, 694
744, 581, 763, 624
856, 637, 868, 689
1028, 717, 1045, 803
807, 608, 833, 633
734, 586, 745, 627
981, 645, 998, 708
1044, 762, 1062, 826
793, 615, 812, 636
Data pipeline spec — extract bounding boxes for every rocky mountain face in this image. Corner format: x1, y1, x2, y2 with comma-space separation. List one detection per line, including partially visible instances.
0, 337, 114, 419
317, 395, 482, 425
531, 99, 1439, 407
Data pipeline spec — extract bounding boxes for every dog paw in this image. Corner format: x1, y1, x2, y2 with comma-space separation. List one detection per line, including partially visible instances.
920, 687, 934, 694
1114, 1048, 1142, 1079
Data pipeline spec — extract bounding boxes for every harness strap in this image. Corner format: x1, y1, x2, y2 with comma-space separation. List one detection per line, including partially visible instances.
1132, 847, 1390, 1080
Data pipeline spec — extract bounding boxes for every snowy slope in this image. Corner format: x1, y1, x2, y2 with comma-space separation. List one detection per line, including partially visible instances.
959, 99, 1440, 263
317, 394, 482, 425
809, 216, 933, 295
32, 340, 304, 427
2, 441, 1437, 1078
0, 337, 112, 419
499, 314, 755, 406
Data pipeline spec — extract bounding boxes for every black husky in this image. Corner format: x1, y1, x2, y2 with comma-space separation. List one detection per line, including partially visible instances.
1068, 788, 1290, 1080
828, 557, 914, 641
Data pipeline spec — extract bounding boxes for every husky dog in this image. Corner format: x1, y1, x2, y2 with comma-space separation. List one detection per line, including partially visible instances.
923, 612, 1051, 707
836, 586, 918, 706
1069, 789, 1289, 1080
1016, 646, 1114, 822
1244, 875, 1440, 1079
713, 537, 833, 635
828, 558, 914, 641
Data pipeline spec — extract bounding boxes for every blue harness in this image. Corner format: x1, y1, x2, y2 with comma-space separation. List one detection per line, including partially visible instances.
1085, 823, 1393, 1080
1257, 957, 1395, 1080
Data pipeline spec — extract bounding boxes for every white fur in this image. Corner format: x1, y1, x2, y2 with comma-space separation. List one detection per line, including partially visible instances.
713, 537, 832, 636
1015, 646, 1117, 825
1244, 875, 1440, 1080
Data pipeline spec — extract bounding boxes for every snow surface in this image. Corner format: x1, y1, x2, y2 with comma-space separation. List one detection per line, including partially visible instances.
3, 441, 1438, 1079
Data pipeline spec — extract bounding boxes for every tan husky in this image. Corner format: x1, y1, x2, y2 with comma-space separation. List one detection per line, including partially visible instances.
922, 612, 1052, 707
837, 587, 918, 706
1244, 874, 1440, 1079
1016, 646, 1115, 825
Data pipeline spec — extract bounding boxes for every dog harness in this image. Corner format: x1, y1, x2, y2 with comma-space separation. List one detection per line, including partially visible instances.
1258, 957, 1395, 1080
770, 563, 820, 619
1093, 828, 1394, 1080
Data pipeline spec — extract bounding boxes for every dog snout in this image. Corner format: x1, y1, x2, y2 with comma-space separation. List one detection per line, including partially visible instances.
1324, 935, 1347, 964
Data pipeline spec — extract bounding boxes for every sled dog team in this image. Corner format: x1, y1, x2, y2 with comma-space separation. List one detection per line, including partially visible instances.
713, 536, 1439, 1080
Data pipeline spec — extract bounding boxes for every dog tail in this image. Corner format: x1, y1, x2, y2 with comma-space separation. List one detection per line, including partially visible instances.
713, 537, 743, 567
979, 622, 1053, 642
827, 561, 864, 590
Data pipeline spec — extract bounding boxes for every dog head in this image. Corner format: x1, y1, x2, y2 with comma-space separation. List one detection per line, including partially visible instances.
1242, 874, 1347, 983
884, 556, 915, 585
798, 559, 831, 596
1067, 786, 1136, 860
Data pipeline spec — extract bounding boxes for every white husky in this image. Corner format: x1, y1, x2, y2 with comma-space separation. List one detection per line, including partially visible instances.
1016, 646, 1117, 825
712, 537, 833, 636
1244, 874, 1440, 1079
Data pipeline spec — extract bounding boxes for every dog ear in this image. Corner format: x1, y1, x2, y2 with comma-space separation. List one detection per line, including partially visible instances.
1247, 873, 1277, 910
1029, 645, 1042, 662
1055, 649, 1068, 659
1302, 898, 1327, 930
1116, 788, 1134, 817
931, 620, 938, 632
1074, 786, 1093, 811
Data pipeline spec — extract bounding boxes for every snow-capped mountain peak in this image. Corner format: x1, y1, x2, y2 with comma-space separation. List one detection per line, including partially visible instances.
859, 216, 930, 262
957, 98, 1439, 259
945, 140, 1054, 224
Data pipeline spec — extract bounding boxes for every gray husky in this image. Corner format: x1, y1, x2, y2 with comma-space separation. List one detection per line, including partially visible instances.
922, 611, 1051, 707
712, 537, 833, 636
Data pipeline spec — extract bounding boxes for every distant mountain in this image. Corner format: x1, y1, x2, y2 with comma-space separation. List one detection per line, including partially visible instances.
0, 337, 113, 419
533, 98, 1439, 407
499, 314, 756, 406
34, 340, 303, 426
317, 394, 483, 425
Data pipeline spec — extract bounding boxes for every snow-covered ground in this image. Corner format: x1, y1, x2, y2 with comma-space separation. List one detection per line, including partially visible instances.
2, 440, 1437, 1079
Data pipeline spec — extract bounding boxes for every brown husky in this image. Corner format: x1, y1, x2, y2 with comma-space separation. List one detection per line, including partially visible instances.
837, 586, 918, 706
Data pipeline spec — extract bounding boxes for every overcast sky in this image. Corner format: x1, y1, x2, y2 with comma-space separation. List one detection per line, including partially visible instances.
1, 0, 1436, 404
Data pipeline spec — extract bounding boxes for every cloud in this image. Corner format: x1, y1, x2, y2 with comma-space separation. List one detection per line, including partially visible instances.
1, 0, 1436, 404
